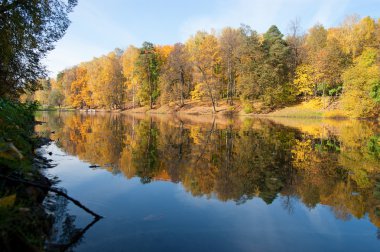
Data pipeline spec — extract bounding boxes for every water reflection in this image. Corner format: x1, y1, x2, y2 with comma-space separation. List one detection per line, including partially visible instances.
36, 112, 380, 235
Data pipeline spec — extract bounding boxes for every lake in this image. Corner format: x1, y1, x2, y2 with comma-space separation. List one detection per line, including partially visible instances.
35, 112, 380, 251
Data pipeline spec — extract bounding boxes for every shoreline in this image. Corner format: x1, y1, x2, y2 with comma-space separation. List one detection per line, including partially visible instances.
38, 105, 379, 121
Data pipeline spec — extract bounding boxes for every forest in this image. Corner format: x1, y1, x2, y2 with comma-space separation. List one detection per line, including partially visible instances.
30, 15, 380, 118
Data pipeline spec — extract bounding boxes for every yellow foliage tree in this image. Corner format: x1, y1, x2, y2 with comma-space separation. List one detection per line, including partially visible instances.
121, 46, 140, 107
70, 66, 88, 108
293, 64, 318, 97
341, 48, 380, 117
186, 31, 221, 113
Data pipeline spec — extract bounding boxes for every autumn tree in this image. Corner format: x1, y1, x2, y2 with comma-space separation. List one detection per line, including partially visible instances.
155, 45, 173, 65
35, 14, 380, 117
302, 24, 327, 96
299, 23, 350, 99
159, 43, 192, 106
187, 31, 222, 113
321, 31, 351, 95
102, 50, 125, 109
341, 48, 380, 117
83, 50, 125, 109
34, 78, 52, 105
84, 59, 102, 108
121, 46, 140, 108
293, 64, 317, 97
306, 24, 327, 54
293, 32, 349, 99
57, 67, 77, 106
339, 15, 377, 59
70, 66, 88, 109
219, 27, 244, 105
287, 18, 306, 73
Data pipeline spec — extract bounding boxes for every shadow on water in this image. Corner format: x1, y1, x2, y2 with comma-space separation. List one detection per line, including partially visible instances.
43, 185, 102, 251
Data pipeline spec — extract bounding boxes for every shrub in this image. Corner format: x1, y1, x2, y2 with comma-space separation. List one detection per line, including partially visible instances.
0, 99, 39, 172
243, 103, 253, 114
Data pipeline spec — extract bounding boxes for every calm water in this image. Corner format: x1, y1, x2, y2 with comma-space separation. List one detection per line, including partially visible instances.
35, 112, 380, 251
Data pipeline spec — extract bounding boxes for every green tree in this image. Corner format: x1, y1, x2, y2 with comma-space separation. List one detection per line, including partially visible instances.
237, 25, 264, 101
132, 119, 159, 183
261, 25, 293, 106
0, 0, 77, 97
136, 42, 160, 109
49, 89, 65, 109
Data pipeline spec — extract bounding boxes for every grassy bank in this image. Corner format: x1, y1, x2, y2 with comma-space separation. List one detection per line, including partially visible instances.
265, 98, 350, 119
122, 98, 355, 119
52, 97, 378, 120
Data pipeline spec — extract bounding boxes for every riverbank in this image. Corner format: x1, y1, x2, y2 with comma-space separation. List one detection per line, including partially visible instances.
0, 99, 53, 251
40, 97, 379, 120
123, 98, 377, 120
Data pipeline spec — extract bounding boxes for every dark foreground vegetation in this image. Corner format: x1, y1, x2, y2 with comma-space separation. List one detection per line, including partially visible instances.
0, 0, 78, 250
0, 99, 52, 251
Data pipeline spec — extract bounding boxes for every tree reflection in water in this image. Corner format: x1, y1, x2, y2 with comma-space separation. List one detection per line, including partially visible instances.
36, 112, 380, 237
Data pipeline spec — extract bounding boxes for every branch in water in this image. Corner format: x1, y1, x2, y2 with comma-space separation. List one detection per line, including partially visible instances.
0, 175, 103, 219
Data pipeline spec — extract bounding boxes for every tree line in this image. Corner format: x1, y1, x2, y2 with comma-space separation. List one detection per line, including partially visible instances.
32, 15, 380, 117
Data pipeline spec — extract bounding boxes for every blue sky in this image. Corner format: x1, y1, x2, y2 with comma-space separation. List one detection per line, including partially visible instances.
45, 0, 380, 76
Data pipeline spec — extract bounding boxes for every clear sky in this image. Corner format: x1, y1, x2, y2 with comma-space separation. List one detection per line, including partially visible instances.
44, 0, 380, 77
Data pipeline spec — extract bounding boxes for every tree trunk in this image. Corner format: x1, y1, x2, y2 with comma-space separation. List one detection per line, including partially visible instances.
228, 57, 232, 105
229, 69, 234, 105
148, 71, 153, 109
180, 70, 185, 106
132, 83, 135, 109
198, 66, 216, 113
